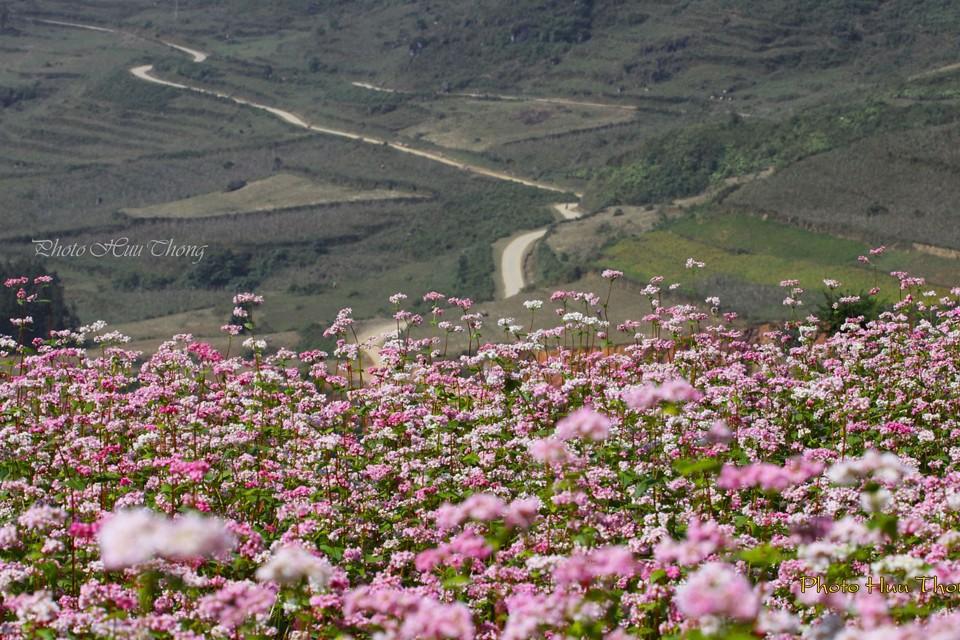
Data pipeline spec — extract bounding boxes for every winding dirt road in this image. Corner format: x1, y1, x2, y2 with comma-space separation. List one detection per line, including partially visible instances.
36, 19, 116, 33
128, 66, 573, 196
161, 41, 208, 63
41, 19, 585, 301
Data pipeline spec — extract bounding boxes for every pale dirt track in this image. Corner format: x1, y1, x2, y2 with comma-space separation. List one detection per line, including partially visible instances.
35, 19, 116, 33
500, 228, 548, 298
161, 41, 208, 63
130, 69, 574, 196
350, 80, 638, 112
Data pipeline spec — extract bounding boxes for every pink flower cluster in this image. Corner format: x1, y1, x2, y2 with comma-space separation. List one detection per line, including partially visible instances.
717, 457, 825, 491
0, 270, 953, 638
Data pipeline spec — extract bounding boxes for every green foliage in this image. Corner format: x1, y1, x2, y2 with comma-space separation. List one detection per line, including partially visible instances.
296, 322, 340, 353
586, 99, 960, 209
183, 248, 292, 291
533, 241, 581, 286
94, 69, 180, 111
584, 133, 724, 208
454, 244, 495, 301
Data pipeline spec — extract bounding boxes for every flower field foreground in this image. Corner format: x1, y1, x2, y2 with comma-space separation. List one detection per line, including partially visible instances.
2, 272, 960, 639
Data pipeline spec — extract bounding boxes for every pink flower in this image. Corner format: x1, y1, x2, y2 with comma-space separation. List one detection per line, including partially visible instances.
623, 378, 702, 410
400, 599, 475, 640
460, 493, 507, 522
622, 378, 703, 411
654, 519, 731, 566
197, 580, 276, 631
504, 497, 541, 529
674, 562, 759, 621
553, 546, 638, 586
555, 408, 612, 441
528, 437, 572, 465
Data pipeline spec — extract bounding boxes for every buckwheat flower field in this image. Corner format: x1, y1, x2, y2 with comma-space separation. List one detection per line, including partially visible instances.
2, 272, 960, 639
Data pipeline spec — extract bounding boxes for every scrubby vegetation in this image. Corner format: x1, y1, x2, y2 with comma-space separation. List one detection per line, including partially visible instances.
584, 99, 960, 209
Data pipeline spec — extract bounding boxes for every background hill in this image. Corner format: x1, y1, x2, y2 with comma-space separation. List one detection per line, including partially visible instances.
3, 0, 960, 346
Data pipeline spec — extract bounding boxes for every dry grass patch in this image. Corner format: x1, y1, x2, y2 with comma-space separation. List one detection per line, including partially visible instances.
122, 173, 427, 219
399, 99, 636, 151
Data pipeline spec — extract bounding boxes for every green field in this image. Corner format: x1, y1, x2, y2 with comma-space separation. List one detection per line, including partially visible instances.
601, 213, 960, 320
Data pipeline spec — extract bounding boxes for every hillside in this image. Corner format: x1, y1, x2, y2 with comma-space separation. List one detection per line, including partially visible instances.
2, 0, 960, 340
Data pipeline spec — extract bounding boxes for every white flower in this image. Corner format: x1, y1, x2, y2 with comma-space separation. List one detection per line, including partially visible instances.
256, 544, 334, 590
757, 609, 799, 634
98, 508, 235, 570
161, 513, 235, 561
242, 338, 267, 351
860, 488, 892, 513
826, 450, 915, 486
98, 509, 166, 569
946, 492, 960, 512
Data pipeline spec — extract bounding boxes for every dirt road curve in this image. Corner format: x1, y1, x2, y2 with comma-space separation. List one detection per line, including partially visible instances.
161, 41, 208, 63
500, 229, 548, 298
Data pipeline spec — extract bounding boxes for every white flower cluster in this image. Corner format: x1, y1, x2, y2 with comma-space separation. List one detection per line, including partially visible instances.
256, 544, 334, 591
826, 450, 916, 486
98, 509, 235, 569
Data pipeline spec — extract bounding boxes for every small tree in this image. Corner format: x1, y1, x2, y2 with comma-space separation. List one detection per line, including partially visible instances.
816, 289, 886, 335
0, 259, 79, 344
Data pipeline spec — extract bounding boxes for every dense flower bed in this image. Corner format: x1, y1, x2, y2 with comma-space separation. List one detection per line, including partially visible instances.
1, 271, 960, 639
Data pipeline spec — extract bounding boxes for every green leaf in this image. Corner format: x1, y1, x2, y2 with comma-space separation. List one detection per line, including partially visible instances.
672, 457, 721, 477
442, 574, 471, 589
739, 544, 782, 567
867, 512, 899, 540
648, 568, 667, 584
